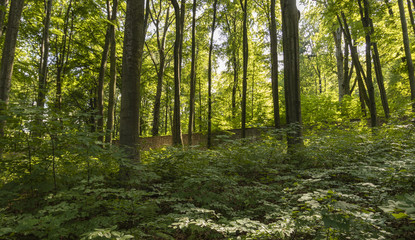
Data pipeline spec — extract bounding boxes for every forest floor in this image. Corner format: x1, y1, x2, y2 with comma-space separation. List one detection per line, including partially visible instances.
1, 121, 415, 239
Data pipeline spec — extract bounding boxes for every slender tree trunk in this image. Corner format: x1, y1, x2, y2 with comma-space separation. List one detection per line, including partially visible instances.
344, 33, 353, 96
97, 1, 112, 142
37, 0, 52, 109
359, 0, 377, 127
0, 0, 8, 40
240, 0, 248, 138
171, 0, 185, 146
119, 0, 145, 162
151, 4, 170, 137
0, 0, 24, 139
398, 0, 415, 111
188, 0, 196, 145
105, 0, 118, 144
270, 0, 280, 128
407, 0, 415, 35
338, 13, 371, 116
281, 0, 302, 147
55, 0, 73, 110
207, 0, 218, 149
333, 28, 345, 101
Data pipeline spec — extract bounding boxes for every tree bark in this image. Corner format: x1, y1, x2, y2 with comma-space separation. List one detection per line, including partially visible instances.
270, 0, 280, 128
207, 0, 218, 149
105, 0, 118, 144
37, 0, 52, 109
281, 0, 302, 147
240, 0, 248, 138
119, 0, 145, 161
0, 0, 24, 139
171, 0, 185, 146
398, 0, 415, 111
188, 0, 196, 145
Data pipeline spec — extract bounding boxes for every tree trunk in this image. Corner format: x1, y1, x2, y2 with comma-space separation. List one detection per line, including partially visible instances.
398, 0, 415, 111
270, 0, 280, 128
333, 28, 345, 101
281, 0, 302, 147
55, 0, 73, 110
105, 0, 118, 144
338, 13, 371, 119
0, 0, 8, 40
119, 0, 145, 162
188, 0, 196, 145
171, 0, 185, 146
358, 0, 377, 127
0, 0, 24, 139
37, 0, 52, 109
407, 0, 415, 35
151, 3, 170, 137
207, 0, 218, 149
97, 1, 112, 142
240, 0, 248, 138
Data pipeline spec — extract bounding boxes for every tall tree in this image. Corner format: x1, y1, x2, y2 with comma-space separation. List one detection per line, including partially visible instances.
188, 0, 196, 145
0, 0, 24, 139
97, 0, 114, 142
223, 11, 240, 124
148, 0, 171, 137
105, 0, 118, 144
398, 0, 415, 111
207, 0, 218, 148
55, 0, 73, 110
240, 0, 248, 138
37, 0, 53, 109
333, 28, 346, 101
171, 0, 185, 146
281, 0, 302, 147
358, 0, 377, 127
119, 0, 145, 161
270, 0, 280, 128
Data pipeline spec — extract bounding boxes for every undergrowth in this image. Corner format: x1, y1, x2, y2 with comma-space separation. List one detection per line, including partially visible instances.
1, 121, 415, 239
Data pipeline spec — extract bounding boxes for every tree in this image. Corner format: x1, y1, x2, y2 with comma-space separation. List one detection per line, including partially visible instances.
0, 0, 25, 139
270, 0, 280, 128
55, 0, 73, 110
105, 0, 118, 144
207, 0, 218, 148
97, 0, 114, 142
358, 0, 377, 127
398, 0, 415, 111
240, 0, 248, 138
148, 0, 172, 137
37, 0, 53, 109
188, 0, 196, 145
281, 0, 302, 147
171, 0, 185, 146
119, 0, 145, 161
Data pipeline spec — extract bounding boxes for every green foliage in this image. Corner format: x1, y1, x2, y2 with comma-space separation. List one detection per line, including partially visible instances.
2, 109, 415, 239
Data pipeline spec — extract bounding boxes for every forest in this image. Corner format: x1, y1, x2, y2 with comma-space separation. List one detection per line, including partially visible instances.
1, 0, 415, 239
